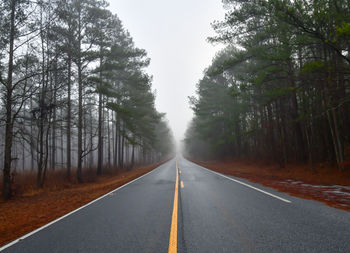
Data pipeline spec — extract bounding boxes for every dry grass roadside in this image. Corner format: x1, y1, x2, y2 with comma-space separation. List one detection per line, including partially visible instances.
190, 159, 350, 212
0, 162, 163, 247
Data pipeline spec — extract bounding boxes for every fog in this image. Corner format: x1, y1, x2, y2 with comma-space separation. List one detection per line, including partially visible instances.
108, 0, 224, 144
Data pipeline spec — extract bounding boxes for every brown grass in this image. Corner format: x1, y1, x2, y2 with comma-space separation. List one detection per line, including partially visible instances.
190, 158, 350, 212
0, 163, 163, 247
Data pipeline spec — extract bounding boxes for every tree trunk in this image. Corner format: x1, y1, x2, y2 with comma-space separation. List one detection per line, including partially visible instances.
60, 108, 64, 168
111, 112, 115, 167
76, 7, 83, 183
121, 130, 125, 168
118, 122, 122, 168
40, 118, 51, 188
114, 113, 119, 167
51, 51, 58, 171
107, 109, 111, 168
66, 54, 72, 179
331, 108, 345, 169
77, 60, 83, 182
37, 111, 45, 187
89, 108, 94, 166
131, 144, 135, 168
97, 53, 103, 175
2, 0, 16, 200
30, 98, 35, 171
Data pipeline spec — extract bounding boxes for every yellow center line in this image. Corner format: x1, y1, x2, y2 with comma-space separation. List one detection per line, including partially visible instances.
181, 181, 184, 188
168, 160, 179, 253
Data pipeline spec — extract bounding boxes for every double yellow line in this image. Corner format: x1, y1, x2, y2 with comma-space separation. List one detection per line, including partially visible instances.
168, 160, 179, 253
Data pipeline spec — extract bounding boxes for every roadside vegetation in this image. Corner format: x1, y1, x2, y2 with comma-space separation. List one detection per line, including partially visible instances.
0, 0, 174, 201
185, 0, 350, 171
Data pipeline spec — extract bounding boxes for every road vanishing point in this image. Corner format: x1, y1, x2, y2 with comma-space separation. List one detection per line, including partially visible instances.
2, 157, 350, 252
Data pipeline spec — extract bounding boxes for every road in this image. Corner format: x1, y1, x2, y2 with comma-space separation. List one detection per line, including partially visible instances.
2, 157, 350, 252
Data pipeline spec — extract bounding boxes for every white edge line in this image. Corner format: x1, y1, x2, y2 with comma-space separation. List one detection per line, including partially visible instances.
196, 164, 291, 203
0, 163, 164, 252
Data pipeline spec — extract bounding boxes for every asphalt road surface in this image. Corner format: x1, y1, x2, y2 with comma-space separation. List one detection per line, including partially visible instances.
2, 157, 350, 252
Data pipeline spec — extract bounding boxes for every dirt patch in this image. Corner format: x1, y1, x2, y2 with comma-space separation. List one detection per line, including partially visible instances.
0, 163, 162, 247
191, 159, 350, 212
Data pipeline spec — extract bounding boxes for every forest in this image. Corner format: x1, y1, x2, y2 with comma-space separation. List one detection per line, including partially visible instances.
185, 0, 350, 170
0, 0, 174, 200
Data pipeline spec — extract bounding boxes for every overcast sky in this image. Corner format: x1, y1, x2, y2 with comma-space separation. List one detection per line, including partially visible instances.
108, 0, 225, 144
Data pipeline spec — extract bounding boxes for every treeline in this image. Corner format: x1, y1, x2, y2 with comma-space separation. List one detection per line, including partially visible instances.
185, 0, 349, 169
0, 0, 174, 200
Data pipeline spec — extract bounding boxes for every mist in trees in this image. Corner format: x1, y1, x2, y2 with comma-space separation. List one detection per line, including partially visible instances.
0, 0, 174, 200
184, 0, 350, 170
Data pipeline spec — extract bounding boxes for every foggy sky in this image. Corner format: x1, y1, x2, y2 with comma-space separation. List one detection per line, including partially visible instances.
108, 0, 224, 144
